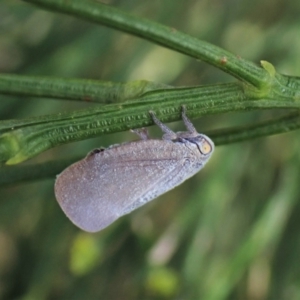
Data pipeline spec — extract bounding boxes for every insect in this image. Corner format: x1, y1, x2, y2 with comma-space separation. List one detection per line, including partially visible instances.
54, 107, 214, 232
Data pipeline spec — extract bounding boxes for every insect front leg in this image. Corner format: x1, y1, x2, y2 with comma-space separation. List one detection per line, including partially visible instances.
149, 110, 177, 140
181, 105, 197, 134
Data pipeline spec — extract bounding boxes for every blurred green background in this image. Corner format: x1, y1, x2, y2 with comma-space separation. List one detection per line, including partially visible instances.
1, 0, 300, 299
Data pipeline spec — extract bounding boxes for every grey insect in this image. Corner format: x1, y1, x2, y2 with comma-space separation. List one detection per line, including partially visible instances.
54, 107, 214, 232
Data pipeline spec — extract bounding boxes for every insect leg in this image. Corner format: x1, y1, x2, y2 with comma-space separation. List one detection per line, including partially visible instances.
131, 128, 150, 140
149, 111, 177, 140
181, 105, 197, 134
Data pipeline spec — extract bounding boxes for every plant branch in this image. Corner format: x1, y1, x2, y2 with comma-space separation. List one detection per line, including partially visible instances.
0, 74, 170, 103
2, 111, 300, 185
0, 2, 299, 167
1, 74, 300, 165
23, 0, 269, 87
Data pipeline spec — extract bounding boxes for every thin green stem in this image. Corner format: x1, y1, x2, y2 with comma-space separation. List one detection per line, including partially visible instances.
0, 156, 81, 185
0, 74, 170, 103
211, 112, 300, 145
23, 0, 268, 87
0, 1, 298, 167
1, 71, 300, 164
3, 111, 300, 184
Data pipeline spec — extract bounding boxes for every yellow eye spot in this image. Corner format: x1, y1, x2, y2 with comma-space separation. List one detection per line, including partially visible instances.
201, 140, 212, 154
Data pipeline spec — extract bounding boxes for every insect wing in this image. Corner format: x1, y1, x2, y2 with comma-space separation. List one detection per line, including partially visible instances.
55, 140, 189, 232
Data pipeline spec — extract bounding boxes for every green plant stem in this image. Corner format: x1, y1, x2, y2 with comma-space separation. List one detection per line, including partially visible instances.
0, 74, 170, 103
1, 74, 300, 165
23, 0, 268, 87
2, 111, 300, 184
0, 156, 81, 185
210, 111, 300, 145
0, 1, 299, 166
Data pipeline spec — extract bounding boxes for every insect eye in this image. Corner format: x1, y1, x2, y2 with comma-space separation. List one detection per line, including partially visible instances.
200, 139, 213, 155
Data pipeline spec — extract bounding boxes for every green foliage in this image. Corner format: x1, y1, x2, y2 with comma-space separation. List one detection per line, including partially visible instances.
1, 0, 300, 299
